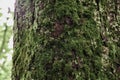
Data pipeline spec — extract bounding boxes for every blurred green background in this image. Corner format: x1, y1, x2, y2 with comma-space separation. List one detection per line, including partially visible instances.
0, 0, 14, 80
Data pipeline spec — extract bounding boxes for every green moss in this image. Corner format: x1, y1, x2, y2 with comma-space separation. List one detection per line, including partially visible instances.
12, 0, 120, 80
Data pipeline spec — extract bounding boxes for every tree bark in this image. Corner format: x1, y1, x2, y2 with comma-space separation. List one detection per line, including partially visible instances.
12, 0, 120, 80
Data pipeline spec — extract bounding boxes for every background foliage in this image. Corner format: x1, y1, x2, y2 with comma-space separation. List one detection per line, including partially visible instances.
0, 7, 13, 80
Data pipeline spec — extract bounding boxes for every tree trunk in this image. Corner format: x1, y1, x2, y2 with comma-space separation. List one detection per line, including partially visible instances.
12, 0, 120, 80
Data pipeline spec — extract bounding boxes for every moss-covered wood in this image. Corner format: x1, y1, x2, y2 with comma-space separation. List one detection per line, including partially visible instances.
12, 0, 120, 80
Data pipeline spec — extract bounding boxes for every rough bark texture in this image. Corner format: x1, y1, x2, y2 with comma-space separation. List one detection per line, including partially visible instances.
12, 0, 120, 80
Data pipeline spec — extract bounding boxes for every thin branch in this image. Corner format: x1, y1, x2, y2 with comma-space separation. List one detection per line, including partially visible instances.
0, 23, 8, 54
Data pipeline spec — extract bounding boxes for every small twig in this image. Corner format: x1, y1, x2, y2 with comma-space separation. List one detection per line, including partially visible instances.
0, 23, 8, 54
